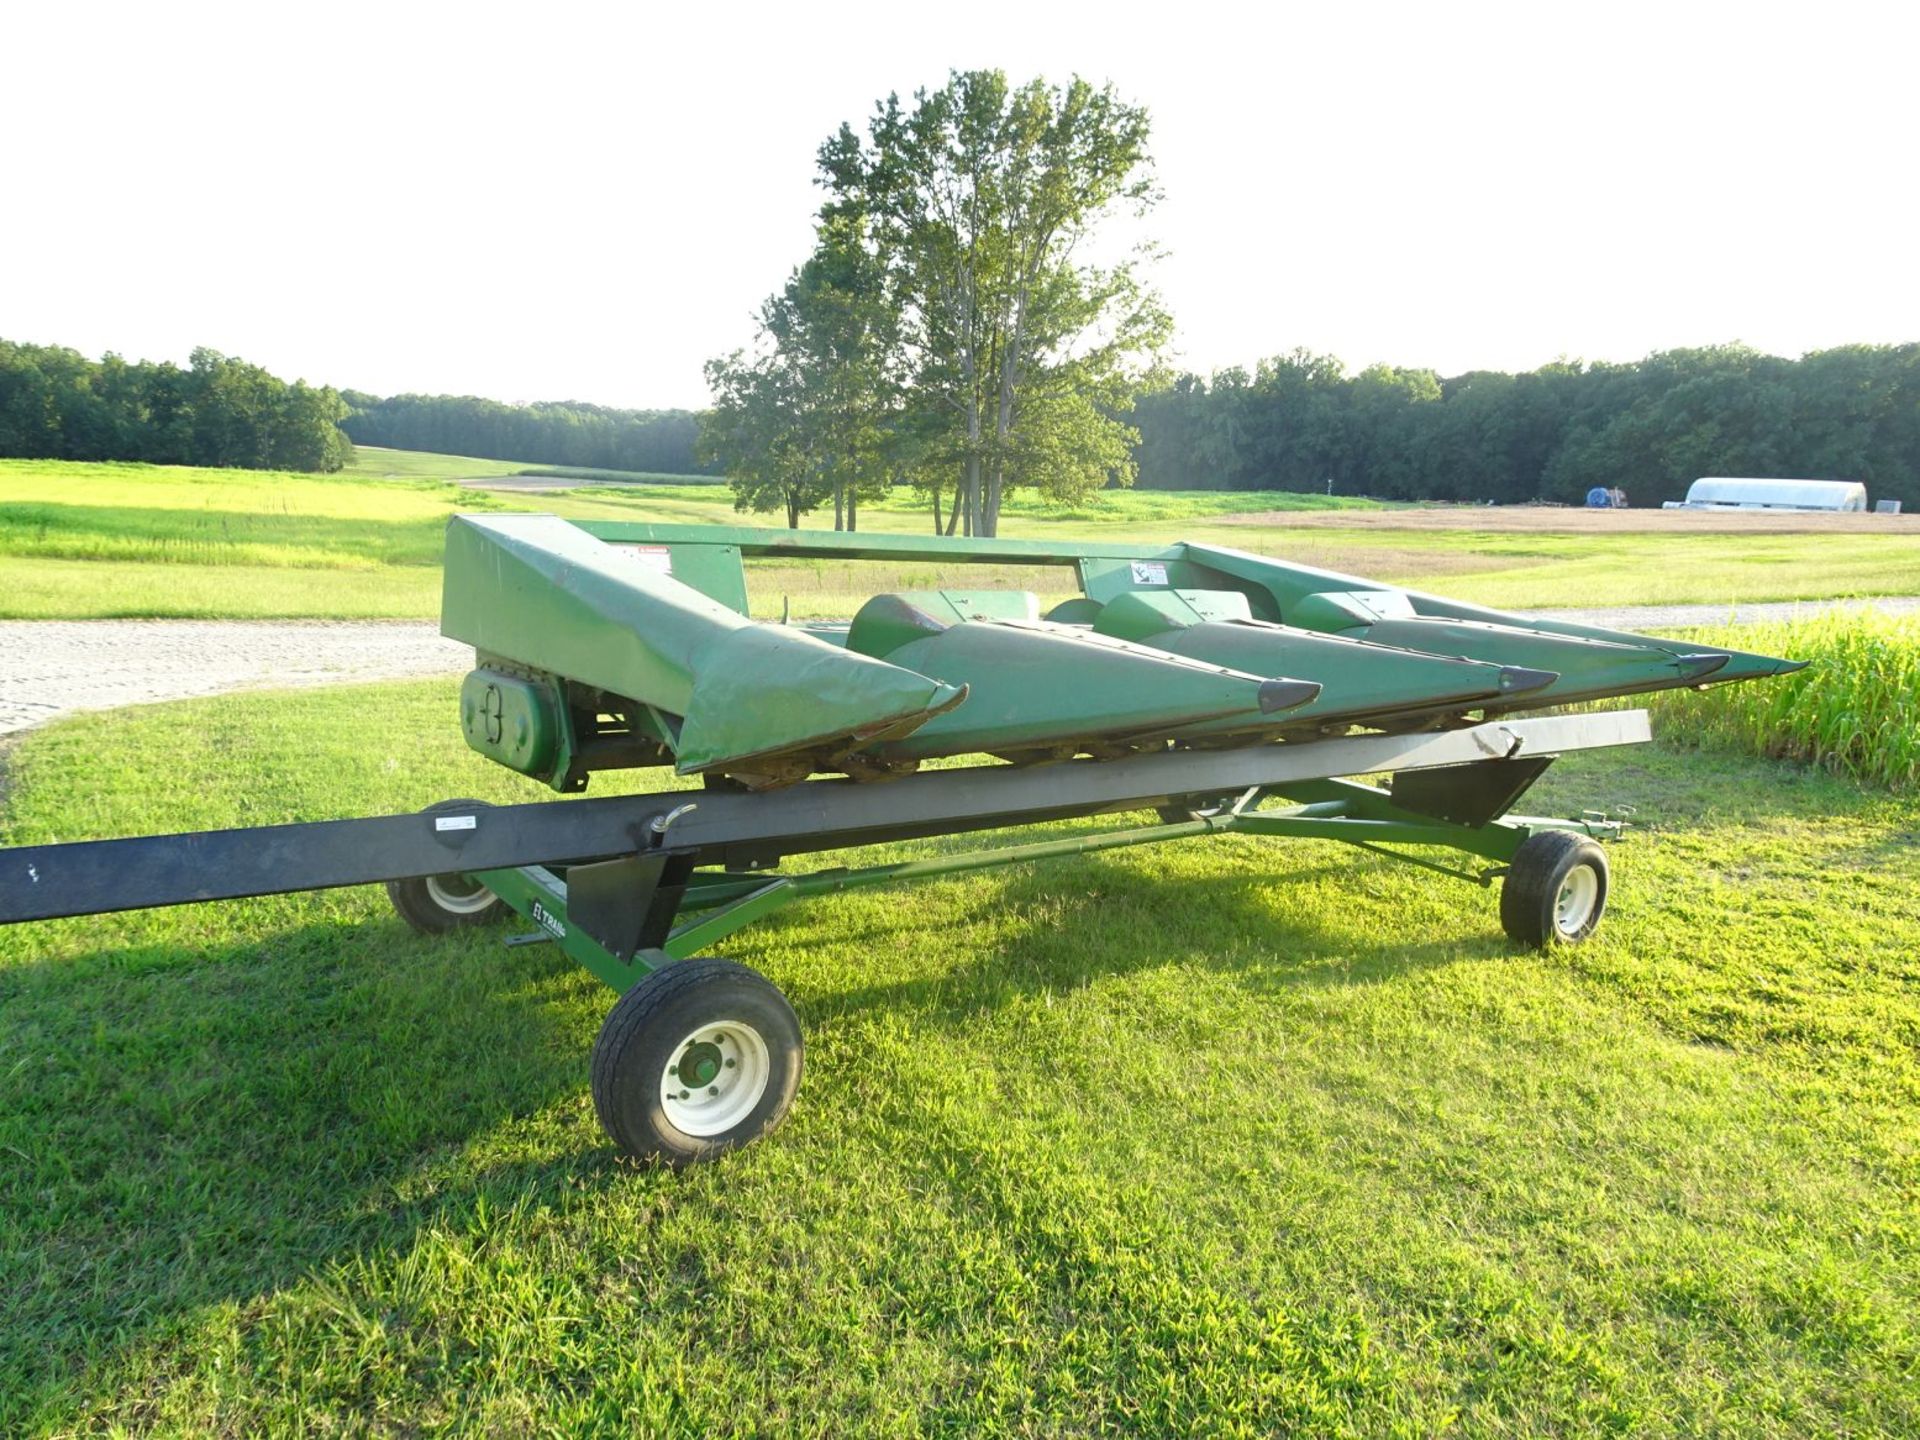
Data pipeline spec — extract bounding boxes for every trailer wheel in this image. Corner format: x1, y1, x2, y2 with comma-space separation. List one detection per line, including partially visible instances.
591, 958, 803, 1165
1155, 794, 1234, 825
1500, 830, 1609, 948
386, 799, 506, 934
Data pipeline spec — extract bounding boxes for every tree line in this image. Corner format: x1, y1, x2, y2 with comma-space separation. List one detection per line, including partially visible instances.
0, 339, 354, 472
0, 340, 715, 479
339, 393, 711, 476
701, 70, 1168, 535
1133, 343, 1920, 510
9, 280, 1915, 513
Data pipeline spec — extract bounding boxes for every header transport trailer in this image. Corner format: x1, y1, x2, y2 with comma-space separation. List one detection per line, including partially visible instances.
0, 519, 1804, 1165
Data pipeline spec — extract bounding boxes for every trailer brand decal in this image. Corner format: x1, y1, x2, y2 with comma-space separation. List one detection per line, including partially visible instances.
434, 814, 478, 832
531, 900, 567, 939
1129, 560, 1169, 585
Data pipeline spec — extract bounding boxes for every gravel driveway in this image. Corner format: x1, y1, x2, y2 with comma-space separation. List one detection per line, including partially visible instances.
3, 595, 1915, 738
0, 621, 469, 736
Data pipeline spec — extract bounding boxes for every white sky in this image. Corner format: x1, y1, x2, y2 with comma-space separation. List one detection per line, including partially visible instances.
4, 1, 1914, 410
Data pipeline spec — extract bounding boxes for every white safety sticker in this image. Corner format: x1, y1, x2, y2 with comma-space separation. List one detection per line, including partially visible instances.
1129, 560, 1169, 585
434, 815, 478, 832
629, 545, 674, 574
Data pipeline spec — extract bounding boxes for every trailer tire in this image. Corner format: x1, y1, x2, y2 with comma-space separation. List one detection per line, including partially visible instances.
1500, 830, 1609, 948
591, 958, 803, 1166
1155, 794, 1234, 825
386, 799, 506, 934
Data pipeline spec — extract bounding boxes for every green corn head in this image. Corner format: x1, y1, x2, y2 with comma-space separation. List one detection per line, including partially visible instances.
441, 516, 1805, 791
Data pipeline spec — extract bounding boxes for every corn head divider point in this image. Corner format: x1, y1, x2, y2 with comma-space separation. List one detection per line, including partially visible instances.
0, 518, 1804, 1164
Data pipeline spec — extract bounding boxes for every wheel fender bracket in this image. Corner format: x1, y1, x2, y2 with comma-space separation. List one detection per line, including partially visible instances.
1388, 755, 1556, 829
567, 851, 696, 962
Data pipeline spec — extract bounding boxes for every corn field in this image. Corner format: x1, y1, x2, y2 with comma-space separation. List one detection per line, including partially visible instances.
1652, 608, 1920, 789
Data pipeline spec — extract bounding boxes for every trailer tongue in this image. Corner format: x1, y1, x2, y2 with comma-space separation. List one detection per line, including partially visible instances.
0, 520, 1804, 1165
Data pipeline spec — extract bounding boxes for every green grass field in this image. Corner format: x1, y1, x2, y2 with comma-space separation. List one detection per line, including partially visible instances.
342, 446, 714, 487
6, 455, 1919, 620
342, 446, 534, 482
1, 683, 1915, 1435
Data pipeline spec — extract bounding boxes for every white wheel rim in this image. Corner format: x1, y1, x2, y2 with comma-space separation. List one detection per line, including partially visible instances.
1554, 865, 1600, 935
660, 1019, 771, 1138
425, 873, 496, 915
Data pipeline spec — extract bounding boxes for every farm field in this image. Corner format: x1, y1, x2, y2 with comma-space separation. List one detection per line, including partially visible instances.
1224, 504, 1920, 535
342, 446, 532, 482
346, 445, 724, 488
4, 456, 1920, 620
1, 678, 1915, 1434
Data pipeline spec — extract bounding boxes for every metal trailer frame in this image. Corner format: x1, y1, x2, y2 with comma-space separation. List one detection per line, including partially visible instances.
0, 709, 1649, 1162
464, 711, 1645, 993
0, 709, 1645, 934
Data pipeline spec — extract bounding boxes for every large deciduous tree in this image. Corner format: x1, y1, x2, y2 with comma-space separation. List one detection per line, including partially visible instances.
702, 70, 1159, 537
813, 70, 1169, 536
698, 71, 1168, 535
701, 218, 899, 531
699, 347, 828, 529
760, 221, 899, 532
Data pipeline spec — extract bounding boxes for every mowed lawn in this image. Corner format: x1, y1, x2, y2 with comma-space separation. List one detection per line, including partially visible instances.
1, 682, 1915, 1435
6, 457, 1920, 620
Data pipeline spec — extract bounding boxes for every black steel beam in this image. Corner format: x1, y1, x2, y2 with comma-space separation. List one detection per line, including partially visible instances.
0, 712, 1649, 924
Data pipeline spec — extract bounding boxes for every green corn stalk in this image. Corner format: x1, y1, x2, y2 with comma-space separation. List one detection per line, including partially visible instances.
1652, 609, 1919, 789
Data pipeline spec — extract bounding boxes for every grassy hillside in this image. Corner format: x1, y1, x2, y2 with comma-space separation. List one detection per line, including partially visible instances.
341, 446, 532, 481
4, 457, 1920, 620
343, 446, 715, 487
0, 460, 512, 617
1, 683, 1915, 1433
509, 463, 727, 486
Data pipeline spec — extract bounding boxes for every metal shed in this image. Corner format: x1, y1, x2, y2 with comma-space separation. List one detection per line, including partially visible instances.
1668, 477, 1869, 511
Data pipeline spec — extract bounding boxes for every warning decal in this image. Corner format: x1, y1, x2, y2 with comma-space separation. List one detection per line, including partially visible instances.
628, 545, 674, 575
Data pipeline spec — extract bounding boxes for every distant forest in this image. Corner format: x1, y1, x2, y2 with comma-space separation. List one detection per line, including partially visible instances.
5, 336, 1916, 509
340, 393, 713, 476
0, 340, 353, 472
1134, 343, 1920, 509
0, 341, 711, 478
